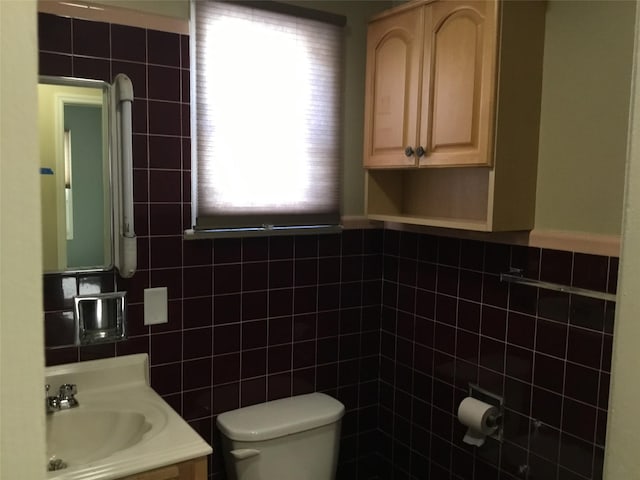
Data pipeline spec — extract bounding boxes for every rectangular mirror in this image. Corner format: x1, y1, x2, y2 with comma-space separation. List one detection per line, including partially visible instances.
39, 76, 113, 273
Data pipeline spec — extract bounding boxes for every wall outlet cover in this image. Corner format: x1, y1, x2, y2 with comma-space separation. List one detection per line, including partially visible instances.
144, 287, 168, 325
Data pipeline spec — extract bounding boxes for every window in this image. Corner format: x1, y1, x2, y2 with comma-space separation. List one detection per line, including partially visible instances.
191, 1, 345, 236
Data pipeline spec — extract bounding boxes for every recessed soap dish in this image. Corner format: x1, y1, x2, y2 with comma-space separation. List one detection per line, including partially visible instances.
74, 292, 127, 345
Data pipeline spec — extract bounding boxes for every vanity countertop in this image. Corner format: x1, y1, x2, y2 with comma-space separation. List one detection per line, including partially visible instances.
45, 354, 212, 480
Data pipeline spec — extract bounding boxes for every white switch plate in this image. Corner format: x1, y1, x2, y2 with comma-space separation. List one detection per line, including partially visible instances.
144, 287, 168, 325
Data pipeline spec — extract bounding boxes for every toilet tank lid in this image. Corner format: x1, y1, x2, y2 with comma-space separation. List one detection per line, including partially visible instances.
216, 393, 345, 442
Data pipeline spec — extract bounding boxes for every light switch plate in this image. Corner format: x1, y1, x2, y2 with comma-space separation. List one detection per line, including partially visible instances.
144, 287, 168, 325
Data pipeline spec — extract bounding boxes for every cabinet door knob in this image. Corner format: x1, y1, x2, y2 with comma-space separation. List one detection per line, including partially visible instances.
404, 146, 414, 157
416, 146, 426, 158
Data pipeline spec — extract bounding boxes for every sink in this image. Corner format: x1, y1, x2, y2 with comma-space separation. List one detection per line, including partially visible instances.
45, 354, 212, 480
47, 409, 151, 467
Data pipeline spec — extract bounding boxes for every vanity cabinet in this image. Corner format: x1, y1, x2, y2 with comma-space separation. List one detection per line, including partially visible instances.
363, 0, 546, 231
118, 457, 207, 480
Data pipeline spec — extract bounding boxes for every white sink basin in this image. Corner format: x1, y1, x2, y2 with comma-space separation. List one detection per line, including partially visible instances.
45, 354, 212, 480
47, 409, 151, 467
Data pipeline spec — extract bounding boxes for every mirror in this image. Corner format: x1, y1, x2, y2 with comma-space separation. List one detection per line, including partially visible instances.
38, 76, 113, 273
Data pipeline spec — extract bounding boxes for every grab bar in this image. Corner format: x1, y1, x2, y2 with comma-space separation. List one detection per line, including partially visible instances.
500, 269, 616, 302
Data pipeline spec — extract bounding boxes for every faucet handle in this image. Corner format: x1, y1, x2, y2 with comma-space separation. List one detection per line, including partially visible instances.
58, 383, 77, 398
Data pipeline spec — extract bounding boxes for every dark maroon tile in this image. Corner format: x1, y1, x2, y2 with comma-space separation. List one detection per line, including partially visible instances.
213, 382, 239, 414
540, 249, 573, 285
268, 316, 292, 345
133, 169, 148, 202
506, 311, 535, 349
268, 372, 292, 400
434, 322, 455, 354
317, 337, 339, 365
318, 284, 340, 311
213, 352, 240, 385
181, 69, 190, 103
149, 169, 181, 202
73, 18, 109, 57
294, 235, 318, 258
150, 236, 182, 268
213, 264, 240, 295
183, 357, 212, 390
148, 29, 181, 67
511, 245, 541, 279
509, 283, 538, 316
602, 334, 612, 372
458, 269, 482, 302
294, 286, 317, 314
596, 409, 607, 446
150, 362, 181, 395
148, 100, 181, 135
570, 296, 605, 331
567, 327, 602, 369
182, 265, 213, 298
269, 260, 293, 288
534, 353, 564, 393
505, 344, 533, 383
416, 261, 437, 292
536, 318, 567, 358
149, 135, 182, 169
457, 299, 480, 333
341, 230, 362, 255
484, 242, 510, 274
242, 237, 268, 261
183, 239, 212, 266
182, 174, 191, 204
527, 453, 558, 480
531, 387, 562, 428
242, 320, 268, 349
318, 233, 341, 257
293, 341, 315, 369
44, 311, 76, 347
241, 348, 266, 378
242, 291, 268, 321
538, 290, 570, 323
599, 372, 610, 410
134, 204, 149, 238
604, 301, 615, 334
150, 331, 182, 364
437, 237, 459, 267
213, 238, 241, 264
481, 305, 507, 341
132, 99, 148, 134
559, 433, 593, 478
111, 24, 146, 62
437, 265, 458, 296
148, 65, 181, 101
125, 303, 148, 336
117, 270, 149, 304
529, 422, 560, 462
180, 35, 190, 68
39, 52, 72, 76
241, 377, 266, 407
504, 377, 531, 415
479, 337, 505, 373
564, 362, 599, 406
243, 262, 268, 291
213, 324, 240, 355
573, 253, 608, 291
456, 329, 479, 362
150, 264, 182, 298
414, 289, 435, 321
342, 256, 363, 283
213, 294, 241, 325
435, 294, 456, 326
608, 257, 619, 294
183, 387, 212, 419
39, 13, 71, 53
183, 326, 212, 359
149, 203, 182, 236
482, 273, 508, 309
294, 313, 316, 340
562, 397, 596, 441
270, 236, 294, 260
268, 343, 293, 373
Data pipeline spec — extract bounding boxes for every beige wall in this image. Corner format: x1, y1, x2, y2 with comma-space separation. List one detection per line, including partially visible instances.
0, 1, 46, 479
535, 0, 636, 236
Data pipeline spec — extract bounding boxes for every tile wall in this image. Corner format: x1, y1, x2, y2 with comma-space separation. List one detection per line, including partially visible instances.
39, 11, 617, 480
38, 13, 382, 479
377, 230, 616, 480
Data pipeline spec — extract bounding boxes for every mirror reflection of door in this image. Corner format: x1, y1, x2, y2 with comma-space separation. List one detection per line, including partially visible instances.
38, 81, 111, 272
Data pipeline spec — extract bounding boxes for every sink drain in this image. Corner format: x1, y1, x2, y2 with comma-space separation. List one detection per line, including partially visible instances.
47, 458, 67, 471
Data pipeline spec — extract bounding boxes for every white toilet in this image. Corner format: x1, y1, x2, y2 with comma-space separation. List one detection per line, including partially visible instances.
216, 393, 345, 480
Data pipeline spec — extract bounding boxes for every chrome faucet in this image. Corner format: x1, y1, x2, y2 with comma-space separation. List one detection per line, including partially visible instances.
46, 383, 79, 413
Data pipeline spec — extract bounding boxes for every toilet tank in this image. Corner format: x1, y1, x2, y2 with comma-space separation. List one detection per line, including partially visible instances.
216, 393, 345, 480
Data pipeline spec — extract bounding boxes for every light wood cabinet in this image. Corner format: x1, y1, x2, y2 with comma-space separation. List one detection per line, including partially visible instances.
118, 457, 207, 480
363, 0, 546, 231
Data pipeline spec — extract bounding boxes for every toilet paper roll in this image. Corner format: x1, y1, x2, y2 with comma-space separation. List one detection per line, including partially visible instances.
457, 397, 499, 447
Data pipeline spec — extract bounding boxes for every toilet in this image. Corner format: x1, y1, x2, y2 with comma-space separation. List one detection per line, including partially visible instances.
216, 393, 345, 480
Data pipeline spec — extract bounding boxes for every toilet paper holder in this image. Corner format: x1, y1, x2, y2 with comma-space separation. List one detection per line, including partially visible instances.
468, 384, 504, 442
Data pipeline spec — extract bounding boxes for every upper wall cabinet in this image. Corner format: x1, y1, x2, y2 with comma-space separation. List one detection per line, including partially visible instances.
363, 0, 546, 231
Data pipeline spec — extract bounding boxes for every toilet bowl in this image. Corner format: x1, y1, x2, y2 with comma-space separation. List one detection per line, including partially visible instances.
216, 393, 345, 480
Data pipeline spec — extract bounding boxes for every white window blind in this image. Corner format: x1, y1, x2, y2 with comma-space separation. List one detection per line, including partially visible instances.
192, 1, 344, 235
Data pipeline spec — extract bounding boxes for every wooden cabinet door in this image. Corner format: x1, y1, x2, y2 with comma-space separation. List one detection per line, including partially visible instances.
419, 0, 498, 167
363, 6, 425, 168
119, 457, 207, 480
